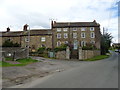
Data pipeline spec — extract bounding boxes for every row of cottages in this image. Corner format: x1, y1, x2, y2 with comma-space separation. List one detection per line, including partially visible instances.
0, 20, 101, 52
0, 25, 52, 52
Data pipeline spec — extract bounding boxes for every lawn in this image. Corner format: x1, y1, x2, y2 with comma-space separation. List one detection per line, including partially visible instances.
85, 55, 109, 61
0, 58, 38, 67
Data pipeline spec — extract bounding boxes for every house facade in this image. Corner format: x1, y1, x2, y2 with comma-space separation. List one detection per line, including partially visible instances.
0, 26, 52, 52
0, 20, 101, 53
52, 20, 101, 49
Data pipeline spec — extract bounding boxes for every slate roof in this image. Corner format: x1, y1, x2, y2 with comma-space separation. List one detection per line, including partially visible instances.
0, 29, 52, 37
52, 21, 100, 28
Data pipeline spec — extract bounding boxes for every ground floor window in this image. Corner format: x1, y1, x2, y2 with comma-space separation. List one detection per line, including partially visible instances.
57, 41, 61, 47
81, 41, 86, 46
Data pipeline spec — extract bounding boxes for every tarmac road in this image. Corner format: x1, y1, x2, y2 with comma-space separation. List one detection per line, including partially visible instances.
12, 51, 118, 88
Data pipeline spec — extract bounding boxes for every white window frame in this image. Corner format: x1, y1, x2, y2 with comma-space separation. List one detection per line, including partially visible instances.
90, 41, 95, 44
90, 27, 94, 31
91, 32, 95, 38
41, 37, 46, 42
25, 38, 29, 42
57, 41, 61, 47
81, 41, 86, 46
81, 27, 86, 31
64, 41, 68, 44
73, 28, 77, 31
57, 33, 61, 39
73, 33, 77, 38
64, 33, 68, 38
63, 28, 68, 31
81, 32, 86, 38
57, 28, 61, 32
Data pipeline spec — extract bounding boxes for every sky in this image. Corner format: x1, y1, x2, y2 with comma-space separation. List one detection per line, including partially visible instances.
0, 0, 119, 43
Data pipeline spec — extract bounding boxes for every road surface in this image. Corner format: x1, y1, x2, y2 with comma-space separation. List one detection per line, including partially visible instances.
14, 51, 119, 88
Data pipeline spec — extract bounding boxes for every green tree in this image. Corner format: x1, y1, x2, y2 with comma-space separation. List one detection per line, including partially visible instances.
101, 32, 113, 55
2, 40, 20, 47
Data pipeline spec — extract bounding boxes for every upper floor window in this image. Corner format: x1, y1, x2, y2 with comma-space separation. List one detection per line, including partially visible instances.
91, 32, 95, 38
57, 33, 61, 38
41, 37, 46, 42
73, 28, 77, 31
81, 32, 85, 38
57, 28, 61, 32
57, 41, 61, 47
63, 28, 68, 31
90, 27, 94, 31
81, 27, 86, 31
73, 33, 77, 38
64, 33, 68, 38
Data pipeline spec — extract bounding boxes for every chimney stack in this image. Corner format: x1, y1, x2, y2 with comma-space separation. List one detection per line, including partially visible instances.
51, 20, 56, 28
51, 21, 54, 28
7, 27, 10, 32
93, 20, 96, 23
23, 24, 28, 31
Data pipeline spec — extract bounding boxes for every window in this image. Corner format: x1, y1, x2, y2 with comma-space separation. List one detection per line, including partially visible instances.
57, 41, 61, 47
57, 33, 61, 38
73, 28, 77, 31
63, 28, 68, 31
81, 27, 86, 31
41, 44, 45, 47
91, 32, 95, 38
57, 28, 61, 32
25, 38, 29, 42
81, 33, 85, 38
90, 41, 95, 44
73, 33, 77, 38
81, 41, 86, 46
64, 33, 68, 38
41, 37, 46, 42
64, 41, 68, 44
90, 27, 94, 31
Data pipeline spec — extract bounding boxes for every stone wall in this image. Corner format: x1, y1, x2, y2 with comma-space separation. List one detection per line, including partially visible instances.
56, 51, 66, 59
1, 47, 27, 61
81, 50, 100, 60
55, 49, 100, 60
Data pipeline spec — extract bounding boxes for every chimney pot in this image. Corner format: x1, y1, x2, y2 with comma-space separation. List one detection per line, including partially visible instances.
7, 27, 10, 32
23, 24, 28, 31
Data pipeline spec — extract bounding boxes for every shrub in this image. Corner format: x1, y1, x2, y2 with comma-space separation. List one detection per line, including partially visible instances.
2, 40, 20, 47
82, 46, 94, 50
37, 47, 46, 54
54, 44, 67, 52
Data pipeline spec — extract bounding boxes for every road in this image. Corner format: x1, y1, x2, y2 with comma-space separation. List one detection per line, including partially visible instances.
14, 51, 118, 88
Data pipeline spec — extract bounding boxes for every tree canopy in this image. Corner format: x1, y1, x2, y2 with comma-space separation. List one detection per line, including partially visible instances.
101, 32, 113, 55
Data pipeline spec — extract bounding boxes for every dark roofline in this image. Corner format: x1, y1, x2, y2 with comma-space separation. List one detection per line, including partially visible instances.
52, 21, 100, 28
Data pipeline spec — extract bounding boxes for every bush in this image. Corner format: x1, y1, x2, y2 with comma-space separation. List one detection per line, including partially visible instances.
37, 47, 46, 54
2, 40, 20, 47
54, 44, 67, 52
82, 46, 94, 50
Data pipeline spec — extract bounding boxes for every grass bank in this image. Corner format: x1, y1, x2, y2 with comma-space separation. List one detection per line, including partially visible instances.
85, 55, 110, 61
0, 58, 38, 67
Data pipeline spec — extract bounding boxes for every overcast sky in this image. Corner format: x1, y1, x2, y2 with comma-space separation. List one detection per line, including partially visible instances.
0, 0, 119, 43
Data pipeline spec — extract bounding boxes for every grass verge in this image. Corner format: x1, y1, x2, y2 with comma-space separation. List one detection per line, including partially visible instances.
0, 58, 38, 67
85, 55, 109, 61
